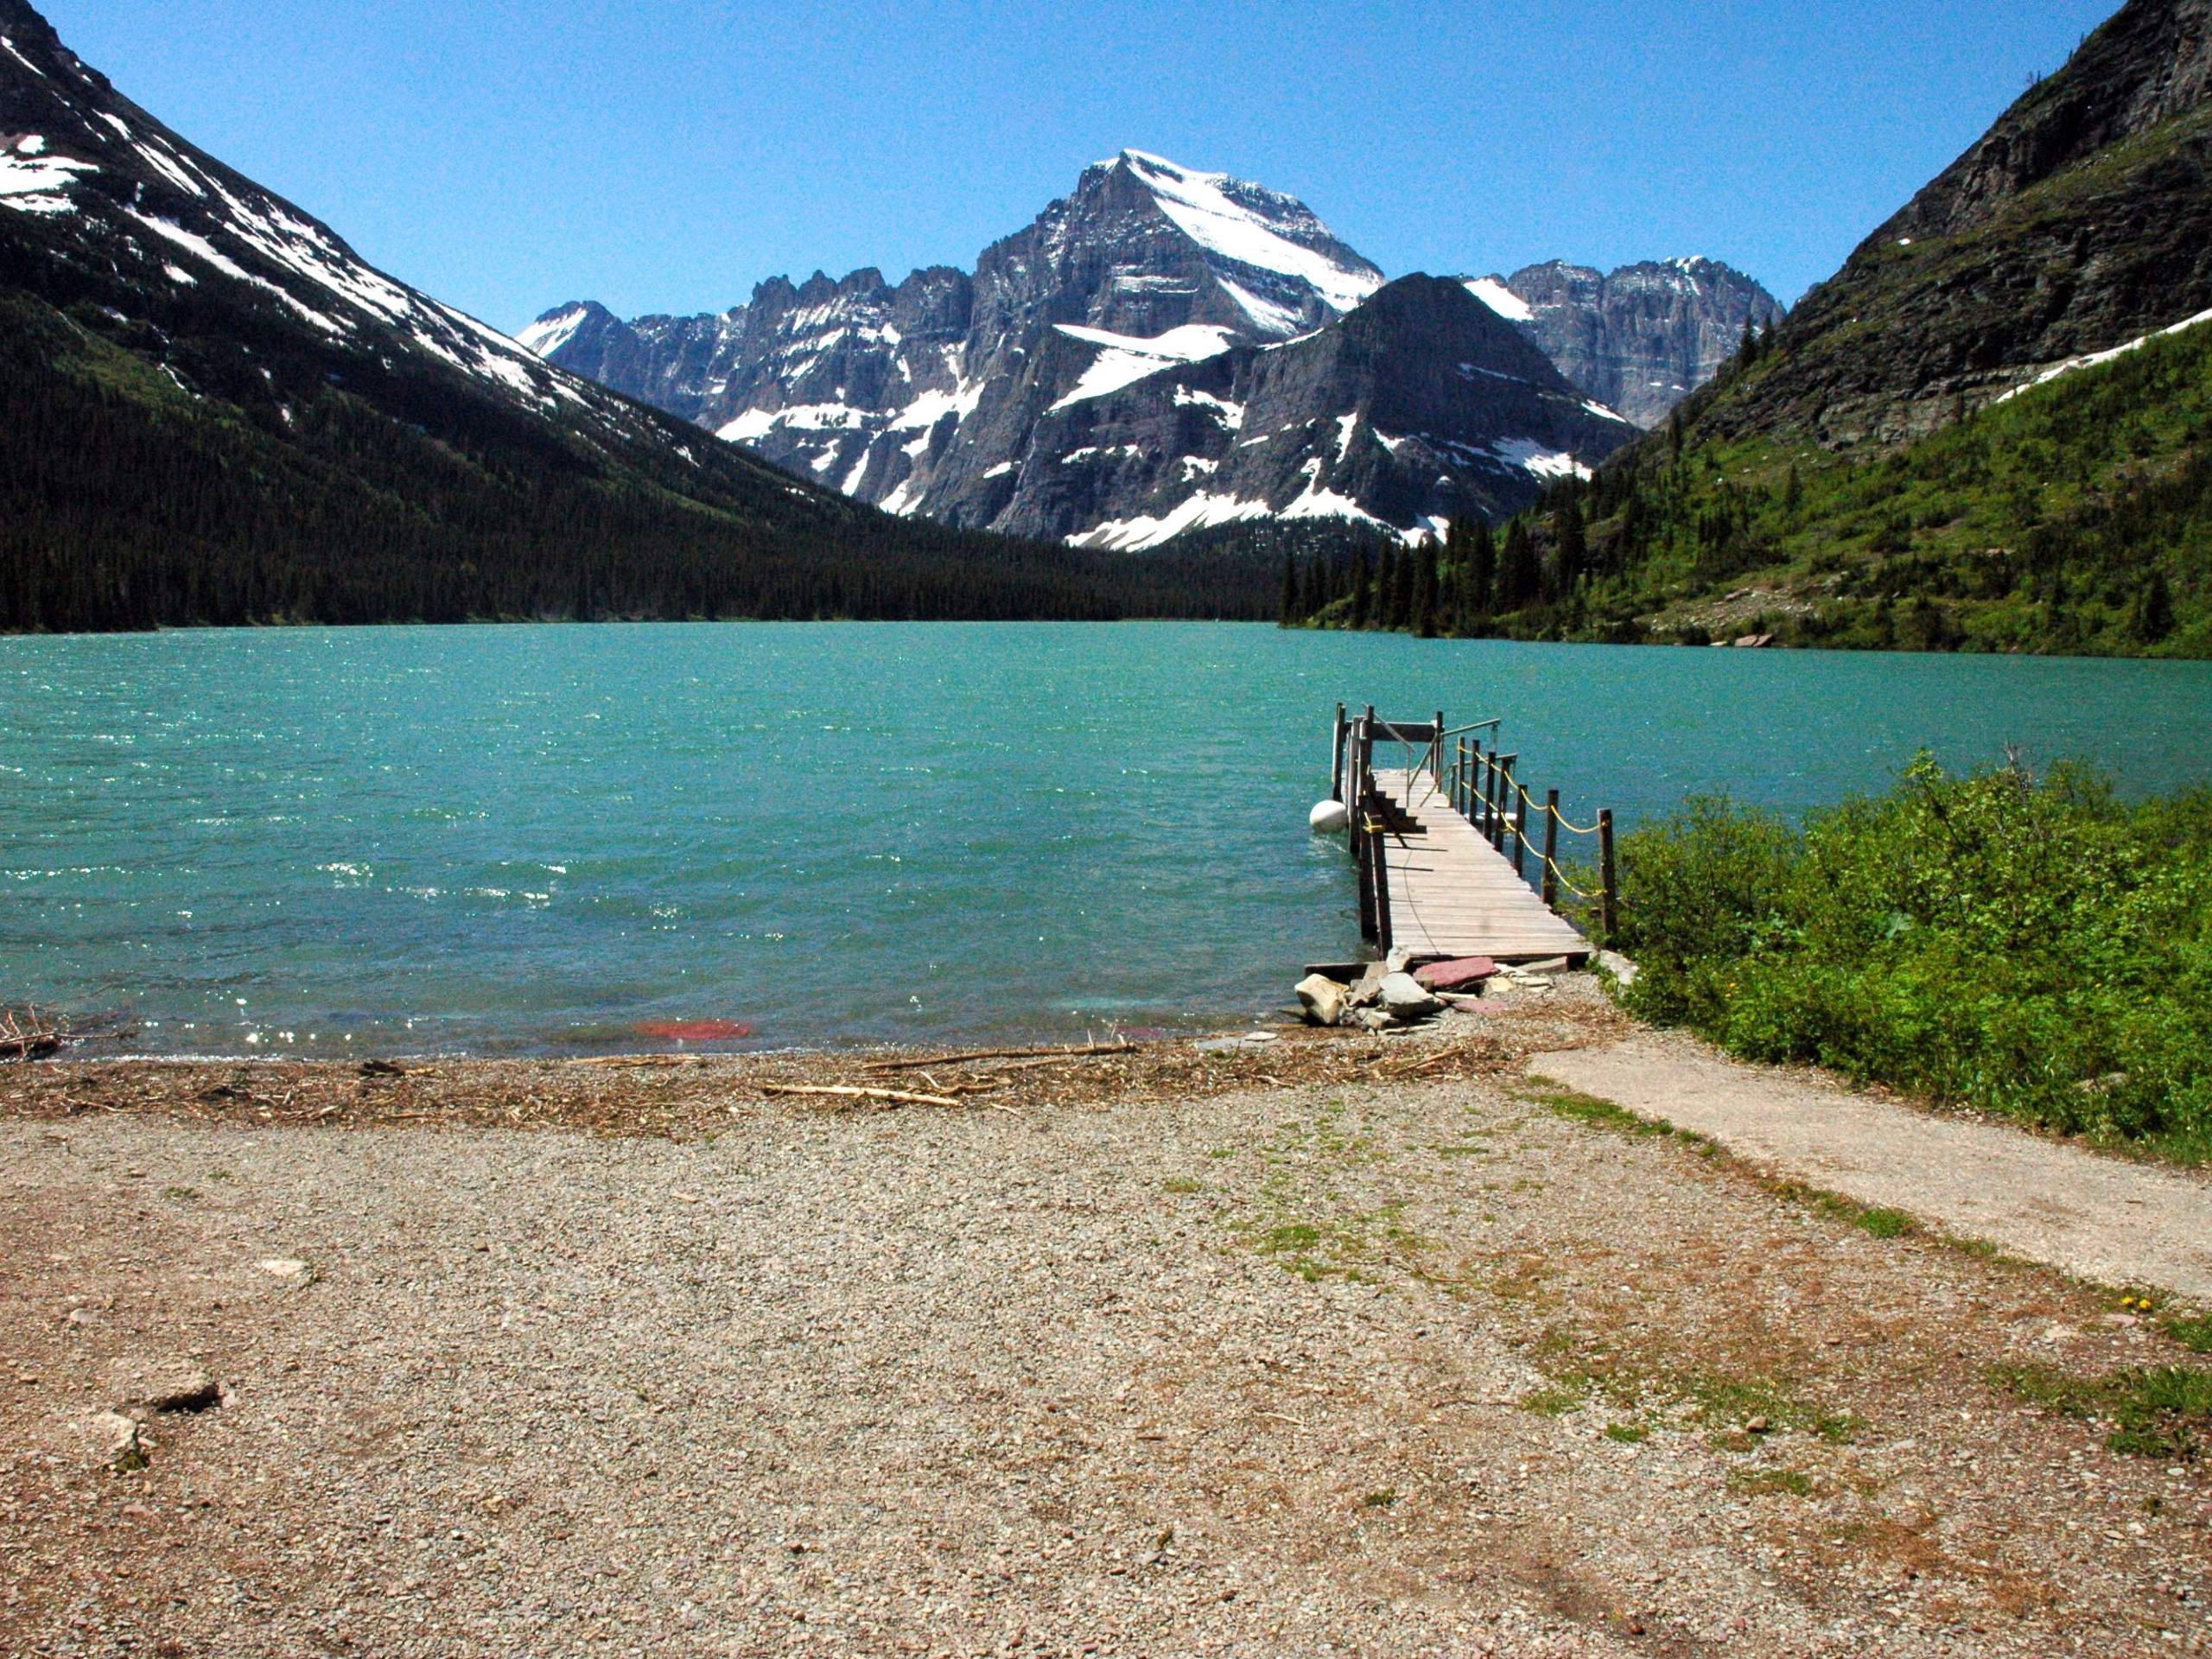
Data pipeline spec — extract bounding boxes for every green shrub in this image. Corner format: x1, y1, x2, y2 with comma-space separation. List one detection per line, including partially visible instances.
1613, 758, 2212, 1161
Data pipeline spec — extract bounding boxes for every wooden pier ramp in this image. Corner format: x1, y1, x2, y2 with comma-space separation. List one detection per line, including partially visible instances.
1366, 766, 1592, 961
1332, 706, 1613, 966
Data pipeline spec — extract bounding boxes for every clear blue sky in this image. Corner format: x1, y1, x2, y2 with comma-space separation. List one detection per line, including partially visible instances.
53, 0, 2119, 334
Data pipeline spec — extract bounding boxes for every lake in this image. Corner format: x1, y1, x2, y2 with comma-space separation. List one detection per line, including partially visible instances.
5, 622, 2211, 1057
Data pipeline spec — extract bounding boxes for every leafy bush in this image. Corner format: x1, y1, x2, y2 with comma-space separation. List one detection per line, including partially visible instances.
1610, 757, 2212, 1161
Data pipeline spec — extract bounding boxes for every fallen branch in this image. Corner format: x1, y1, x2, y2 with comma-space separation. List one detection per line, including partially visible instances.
760, 1084, 963, 1109
861, 1040, 1138, 1073
567, 1055, 706, 1069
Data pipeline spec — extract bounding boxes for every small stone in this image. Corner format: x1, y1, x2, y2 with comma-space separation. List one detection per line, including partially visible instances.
77, 1410, 143, 1466
1377, 973, 1443, 1023
113, 1359, 221, 1415
1745, 1415, 1772, 1434
1414, 957, 1497, 994
256, 1258, 310, 1281
1294, 976, 1346, 1027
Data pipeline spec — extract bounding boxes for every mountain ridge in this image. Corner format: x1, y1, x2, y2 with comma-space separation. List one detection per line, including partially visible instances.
0, 1, 1270, 630
531, 150, 1649, 546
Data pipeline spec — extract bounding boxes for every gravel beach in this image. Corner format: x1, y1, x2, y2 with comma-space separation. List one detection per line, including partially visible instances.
3, 993, 2208, 1656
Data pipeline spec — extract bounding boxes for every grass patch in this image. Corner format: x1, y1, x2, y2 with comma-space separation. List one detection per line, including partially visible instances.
1518, 1381, 1591, 1417
1524, 1084, 1673, 1138
1359, 1488, 1400, 1510
2163, 1313, 2212, 1354
1776, 1182, 1918, 1239
1991, 1361, 2212, 1461
1727, 1466, 1815, 1498
1161, 1177, 1206, 1195
1603, 1421, 1650, 1444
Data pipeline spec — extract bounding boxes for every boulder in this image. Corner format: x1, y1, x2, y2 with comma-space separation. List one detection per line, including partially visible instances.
1294, 975, 1347, 1027
113, 1359, 220, 1415
1377, 973, 1443, 1023
1414, 957, 1497, 994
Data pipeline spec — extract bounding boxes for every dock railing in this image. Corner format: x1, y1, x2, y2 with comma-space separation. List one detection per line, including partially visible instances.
1333, 702, 1619, 945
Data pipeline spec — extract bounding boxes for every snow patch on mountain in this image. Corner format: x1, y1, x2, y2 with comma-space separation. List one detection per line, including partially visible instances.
1464, 276, 1534, 322
1995, 305, 2212, 403
1119, 151, 1381, 316
518, 303, 593, 359
1490, 437, 1592, 480
1049, 322, 1236, 410
1071, 490, 1274, 550
0, 138, 93, 213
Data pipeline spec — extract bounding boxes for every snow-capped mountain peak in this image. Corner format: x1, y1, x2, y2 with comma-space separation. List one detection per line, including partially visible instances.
1110, 149, 1383, 320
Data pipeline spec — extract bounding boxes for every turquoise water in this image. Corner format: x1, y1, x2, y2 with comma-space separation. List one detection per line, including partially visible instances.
5, 622, 2211, 1057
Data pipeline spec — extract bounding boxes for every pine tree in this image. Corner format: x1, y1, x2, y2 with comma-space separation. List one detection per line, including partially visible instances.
1552, 500, 1587, 596
1413, 540, 1440, 638
1279, 554, 1298, 626
1783, 464, 1804, 520
1467, 520, 1497, 615
1738, 315, 1761, 366
1350, 549, 1373, 629
2131, 569, 2176, 644
1669, 407, 1685, 466
1497, 520, 1537, 610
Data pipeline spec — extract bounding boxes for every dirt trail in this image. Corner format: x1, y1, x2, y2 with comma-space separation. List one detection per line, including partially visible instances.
3, 1052, 2207, 1656
1532, 1034, 2212, 1300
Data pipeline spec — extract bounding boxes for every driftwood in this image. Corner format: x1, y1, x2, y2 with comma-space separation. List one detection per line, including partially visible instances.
568, 1055, 708, 1069
0, 1007, 63, 1062
760, 1084, 963, 1109
862, 1040, 1139, 1074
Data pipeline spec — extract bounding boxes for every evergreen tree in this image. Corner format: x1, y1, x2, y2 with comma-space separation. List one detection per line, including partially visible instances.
1413, 540, 1440, 637
1738, 315, 1761, 366
1497, 520, 1538, 610
1669, 407, 1686, 466
1552, 500, 1587, 596
1783, 464, 1804, 520
1279, 554, 1299, 626
1349, 549, 1373, 629
2131, 568, 2177, 643
1467, 520, 1497, 615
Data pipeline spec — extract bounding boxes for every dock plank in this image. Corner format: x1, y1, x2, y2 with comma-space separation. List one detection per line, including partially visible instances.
1368, 768, 1591, 962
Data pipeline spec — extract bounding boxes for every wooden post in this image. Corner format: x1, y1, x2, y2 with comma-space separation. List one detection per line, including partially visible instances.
1503, 755, 1524, 878
1542, 789, 1560, 908
1599, 808, 1619, 939
1370, 804, 1394, 955
1347, 715, 1367, 855
1432, 709, 1445, 787
1486, 751, 1504, 848
1330, 702, 1346, 804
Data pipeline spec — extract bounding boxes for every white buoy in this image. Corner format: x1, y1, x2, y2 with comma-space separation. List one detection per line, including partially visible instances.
1308, 799, 1350, 835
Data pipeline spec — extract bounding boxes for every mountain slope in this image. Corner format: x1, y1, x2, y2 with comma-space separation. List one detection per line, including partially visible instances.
0, 3, 1264, 630
1465, 258, 1783, 428
1397, 0, 2212, 658
532, 152, 1638, 545
1688, 0, 2212, 449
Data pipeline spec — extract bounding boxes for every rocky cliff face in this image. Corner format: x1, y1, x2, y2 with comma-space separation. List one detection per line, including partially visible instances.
1682, 0, 2212, 449
1464, 259, 1783, 428
531, 151, 1638, 543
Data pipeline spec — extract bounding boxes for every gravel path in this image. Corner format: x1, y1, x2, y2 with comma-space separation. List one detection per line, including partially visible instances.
3, 1064, 2208, 1656
1531, 1035, 2212, 1300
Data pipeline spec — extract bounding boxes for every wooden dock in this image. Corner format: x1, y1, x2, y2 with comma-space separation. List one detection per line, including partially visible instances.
1366, 766, 1592, 961
1331, 705, 1611, 966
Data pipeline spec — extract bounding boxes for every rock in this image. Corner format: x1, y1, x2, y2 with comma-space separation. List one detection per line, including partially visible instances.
256, 1258, 310, 1282
1294, 975, 1347, 1027
1351, 1007, 1395, 1033
1193, 1032, 1281, 1054
113, 1359, 220, 1415
1596, 950, 1640, 988
1377, 973, 1443, 1023
1745, 1415, 1772, 1434
1414, 957, 1497, 993
1344, 964, 1389, 1009
76, 1410, 144, 1468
